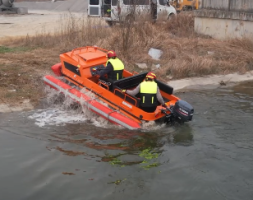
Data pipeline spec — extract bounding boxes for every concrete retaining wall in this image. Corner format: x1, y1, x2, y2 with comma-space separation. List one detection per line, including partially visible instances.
195, 0, 253, 40
195, 17, 253, 40
230, 0, 253, 13
202, 0, 229, 10
201, 0, 253, 12
195, 10, 253, 21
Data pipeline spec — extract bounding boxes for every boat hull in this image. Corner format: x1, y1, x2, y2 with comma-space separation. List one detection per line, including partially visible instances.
43, 75, 141, 130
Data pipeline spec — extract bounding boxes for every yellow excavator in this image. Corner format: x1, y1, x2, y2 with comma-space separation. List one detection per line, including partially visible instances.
170, 0, 199, 13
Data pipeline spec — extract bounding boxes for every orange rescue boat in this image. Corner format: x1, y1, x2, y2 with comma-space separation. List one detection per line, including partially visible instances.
43, 46, 194, 130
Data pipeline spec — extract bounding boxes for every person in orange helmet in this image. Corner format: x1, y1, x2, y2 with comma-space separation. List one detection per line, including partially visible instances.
94, 50, 125, 81
122, 72, 167, 113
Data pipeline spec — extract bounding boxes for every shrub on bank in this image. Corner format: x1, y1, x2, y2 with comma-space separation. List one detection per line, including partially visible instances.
7, 12, 252, 79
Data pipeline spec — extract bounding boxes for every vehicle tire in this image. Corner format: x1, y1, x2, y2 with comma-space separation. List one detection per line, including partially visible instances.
106, 21, 115, 27
168, 13, 175, 20
188, 6, 193, 11
125, 14, 135, 24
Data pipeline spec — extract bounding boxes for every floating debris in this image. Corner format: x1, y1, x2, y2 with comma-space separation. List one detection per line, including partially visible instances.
56, 146, 86, 156
62, 172, 75, 175
219, 80, 226, 86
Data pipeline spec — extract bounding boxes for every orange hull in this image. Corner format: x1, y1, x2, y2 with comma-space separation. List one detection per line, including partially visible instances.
44, 46, 193, 129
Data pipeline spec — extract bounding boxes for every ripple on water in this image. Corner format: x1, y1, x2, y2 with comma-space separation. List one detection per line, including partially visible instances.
1, 82, 253, 200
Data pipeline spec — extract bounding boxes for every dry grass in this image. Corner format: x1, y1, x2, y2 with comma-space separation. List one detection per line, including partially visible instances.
164, 11, 196, 37
1, 12, 253, 105
0, 48, 60, 104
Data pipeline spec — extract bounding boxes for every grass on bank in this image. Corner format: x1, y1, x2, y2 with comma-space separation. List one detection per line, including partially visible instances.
0, 12, 253, 105
0, 46, 31, 53
4, 12, 253, 78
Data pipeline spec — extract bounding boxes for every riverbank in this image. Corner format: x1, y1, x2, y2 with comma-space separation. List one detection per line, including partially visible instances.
1, 10, 253, 113
1, 71, 253, 113
169, 70, 253, 92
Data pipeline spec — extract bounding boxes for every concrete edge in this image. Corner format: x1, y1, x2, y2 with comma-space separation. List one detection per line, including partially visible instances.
168, 70, 253, 92
1, 71, 253, 113
194, 10, 253, 21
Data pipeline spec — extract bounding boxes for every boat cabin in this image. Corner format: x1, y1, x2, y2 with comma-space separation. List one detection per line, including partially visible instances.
57, 46, 177, 116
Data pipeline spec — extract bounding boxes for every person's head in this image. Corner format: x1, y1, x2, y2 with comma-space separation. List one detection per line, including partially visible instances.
145, 72, 156, 81
107, 50, 117, 59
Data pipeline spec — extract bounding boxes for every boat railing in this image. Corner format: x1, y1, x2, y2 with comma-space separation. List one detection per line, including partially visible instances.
114, 88, 140, 107
98, 80, 110, 90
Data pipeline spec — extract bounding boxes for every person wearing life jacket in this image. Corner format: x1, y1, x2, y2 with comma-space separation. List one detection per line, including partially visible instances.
93, 50, 124, 81
122, 72, 168, 113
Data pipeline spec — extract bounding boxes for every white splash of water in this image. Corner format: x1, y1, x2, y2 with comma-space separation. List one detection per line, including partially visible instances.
141, 120, 166, 131
29, 86, 119, 129
29, 108, 87, 127
79, 90, 121, 129
32, 86, 165, 130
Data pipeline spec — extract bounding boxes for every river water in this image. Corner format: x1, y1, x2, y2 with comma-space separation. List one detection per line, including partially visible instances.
0, 81, 253, 200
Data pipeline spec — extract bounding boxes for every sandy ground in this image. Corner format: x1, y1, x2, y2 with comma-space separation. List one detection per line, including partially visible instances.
0, 0, 88, 39
0, 99, 34, 113
1, 0, 253, 112
0, 10, 86, 40
14, 0, 88, 13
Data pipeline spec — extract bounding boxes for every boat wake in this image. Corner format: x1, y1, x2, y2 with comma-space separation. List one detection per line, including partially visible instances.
29, 86, 167, 130
29, 86, 118, 129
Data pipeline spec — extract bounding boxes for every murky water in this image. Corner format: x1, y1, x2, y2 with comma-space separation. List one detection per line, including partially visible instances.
1, 81, 253, 200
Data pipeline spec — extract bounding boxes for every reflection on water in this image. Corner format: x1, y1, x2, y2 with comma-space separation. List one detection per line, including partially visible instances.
172, 124, 193, 145
233, 81, 253, 96
49, 124, 193, 170
31, 86, 194, 170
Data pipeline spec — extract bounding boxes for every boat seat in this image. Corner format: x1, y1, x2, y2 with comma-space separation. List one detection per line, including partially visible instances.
112, 72, 174, 108
113, 72, 174, 94
113, 72, 147, 90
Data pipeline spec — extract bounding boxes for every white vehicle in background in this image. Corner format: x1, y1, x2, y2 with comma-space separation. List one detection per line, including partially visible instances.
88, 0, 177, 25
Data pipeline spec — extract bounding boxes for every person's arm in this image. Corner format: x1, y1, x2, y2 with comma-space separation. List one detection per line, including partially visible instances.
97, 62, 113, 77
125, 85, 140, 96
156, 87, 165, 105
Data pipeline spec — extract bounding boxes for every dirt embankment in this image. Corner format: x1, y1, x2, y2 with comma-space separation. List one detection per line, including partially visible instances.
0, 2, 253, 112
0, 1, 87, 111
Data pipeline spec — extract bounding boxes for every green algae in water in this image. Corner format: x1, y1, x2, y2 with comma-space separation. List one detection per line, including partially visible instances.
108, 178, 127, 185
139, 148, 159, 160
139, 148, 160, 170
107, 149, 160, 169
109, 158, 122, 165
141, 162, 160, 170
109, 158, 125, 167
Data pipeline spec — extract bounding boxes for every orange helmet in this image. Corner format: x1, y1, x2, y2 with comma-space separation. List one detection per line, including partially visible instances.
107, 50, 117, 58
146, 72, 156, 80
